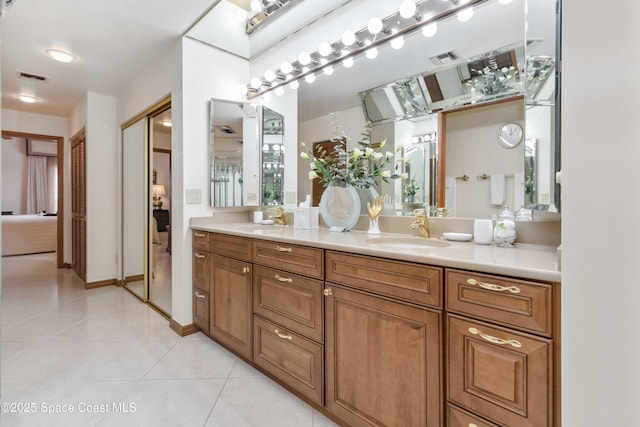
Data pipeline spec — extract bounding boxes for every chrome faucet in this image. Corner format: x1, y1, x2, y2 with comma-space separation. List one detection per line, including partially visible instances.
411, 208, 430, 238
268, 206, 287, 226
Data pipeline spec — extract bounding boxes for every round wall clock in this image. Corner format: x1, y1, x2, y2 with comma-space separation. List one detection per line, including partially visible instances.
498, 122, 523, 149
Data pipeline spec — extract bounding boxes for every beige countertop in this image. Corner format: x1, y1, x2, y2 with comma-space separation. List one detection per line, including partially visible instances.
191, 221, 561, 283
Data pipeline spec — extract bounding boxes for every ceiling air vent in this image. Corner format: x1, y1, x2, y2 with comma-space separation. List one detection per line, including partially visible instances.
429, 51, 459, 66
18, 71, 48, 83
214, 124, 236, 134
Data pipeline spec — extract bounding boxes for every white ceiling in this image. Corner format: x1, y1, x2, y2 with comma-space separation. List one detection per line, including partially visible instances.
0, 0, 216, 117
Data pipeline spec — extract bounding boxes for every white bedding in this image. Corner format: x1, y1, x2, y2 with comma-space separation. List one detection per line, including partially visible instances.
2, 215, 57, 256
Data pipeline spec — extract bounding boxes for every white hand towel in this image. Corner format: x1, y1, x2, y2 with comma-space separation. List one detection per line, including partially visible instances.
490, 174, 505, 205
513, 171, 525, 210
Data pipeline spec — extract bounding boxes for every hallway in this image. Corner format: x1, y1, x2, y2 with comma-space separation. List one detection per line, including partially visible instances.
0, 253, 337, 427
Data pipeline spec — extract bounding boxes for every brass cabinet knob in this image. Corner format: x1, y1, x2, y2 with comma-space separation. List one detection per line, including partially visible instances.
242, 266, 250, 274
323, 287, 333, 296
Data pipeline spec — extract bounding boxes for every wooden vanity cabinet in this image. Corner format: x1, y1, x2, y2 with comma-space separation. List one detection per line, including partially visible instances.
445, 269, 556, 427
252, 247, 326, 405
325, 284, 442, 427
209, 252, 253, 360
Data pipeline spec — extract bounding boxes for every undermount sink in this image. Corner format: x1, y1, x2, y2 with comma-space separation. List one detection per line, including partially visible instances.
364, 236, 451, 249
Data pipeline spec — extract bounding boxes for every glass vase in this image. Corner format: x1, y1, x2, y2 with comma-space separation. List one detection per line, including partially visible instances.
319, 180, 361, 230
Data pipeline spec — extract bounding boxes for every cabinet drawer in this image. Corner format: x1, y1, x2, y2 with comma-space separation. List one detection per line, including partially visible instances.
210, 233, 252, 262
192, 230, 209, 251
447, 404, 500, 427
326, 251, 442, 308
253, 240, 323, 279
192, 250, 210, 289
446, 269, 553, 336
253, 316, 324, 405
447, 315, 552, 427
193, 286, 210, 334
253, 265, 324, 343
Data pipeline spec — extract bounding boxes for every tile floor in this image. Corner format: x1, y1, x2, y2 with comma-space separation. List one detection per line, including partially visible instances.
0, 253, 339, 427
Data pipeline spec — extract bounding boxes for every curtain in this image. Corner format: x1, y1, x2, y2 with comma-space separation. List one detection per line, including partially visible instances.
26, 155, 56, 214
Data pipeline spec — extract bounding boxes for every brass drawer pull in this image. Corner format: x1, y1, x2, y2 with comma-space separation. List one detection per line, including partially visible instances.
194, 232, 206, 238
275, 245, 292, 253
466, 278, 521, 294
194, 253, 206, 259
468, 327, 522, 348
274, 274, 293, 283
274, 329, 293, 341
195, 291, 206, 300
242, 266, 250, 274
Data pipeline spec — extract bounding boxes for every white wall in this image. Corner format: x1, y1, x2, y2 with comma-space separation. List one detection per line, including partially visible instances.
85, 92, 118, 283
1, 137, 28, 213
446, 99, 524, 218
178, 37, 249, 326
562, 1, 640, 426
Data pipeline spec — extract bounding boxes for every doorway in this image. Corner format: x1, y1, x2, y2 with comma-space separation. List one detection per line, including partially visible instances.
1, 130, 64, 268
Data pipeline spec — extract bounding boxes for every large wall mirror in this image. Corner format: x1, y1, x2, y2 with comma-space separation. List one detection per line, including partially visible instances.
194, 0, 560, 217
259, 106, 285, 205
209, 99, 256, 207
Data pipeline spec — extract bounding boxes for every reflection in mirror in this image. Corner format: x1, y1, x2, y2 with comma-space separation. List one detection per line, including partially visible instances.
209, 99, 256, 207
122, 118, 146, 300
524, 0, 560, 211
260, 106, 285, 205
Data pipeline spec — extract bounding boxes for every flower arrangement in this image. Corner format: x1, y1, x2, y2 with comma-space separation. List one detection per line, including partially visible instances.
403, 178, 422, 198
300, 122, 406, 188
466, 65, 519, 96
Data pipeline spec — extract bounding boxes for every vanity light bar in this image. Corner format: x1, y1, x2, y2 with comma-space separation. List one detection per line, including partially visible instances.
244, 0, 490, 99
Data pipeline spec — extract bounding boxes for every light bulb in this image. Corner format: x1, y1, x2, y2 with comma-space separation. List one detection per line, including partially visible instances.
399, 0, 417, 19
365, 47, 378, 59
305, 73, 316, 83
323, 66, 334, 76
422, 22, 437, 37
390, 36, 405, 50
341, 30, 356, 46
275, 87, 285, 96
250, 0, 262, 13
263, 144, 269, 151
368, 17, 383, 35
250, 78, 262, 89
264, 69, 276, 82
318, 42, 333, 57
298, 51, 311, 65
235, 9, 248, 22
289, 80, 300, 90
457, 8, 474, 22
342, 57, 354, 68
280, 61, 293, 74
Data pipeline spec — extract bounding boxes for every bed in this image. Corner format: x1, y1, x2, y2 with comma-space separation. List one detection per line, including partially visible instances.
2, 214, 57, 256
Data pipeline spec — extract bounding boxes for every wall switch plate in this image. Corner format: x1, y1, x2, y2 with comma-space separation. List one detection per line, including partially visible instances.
186, 188, 202, 204
247, 192, 257, 201
285, 191, 296, 204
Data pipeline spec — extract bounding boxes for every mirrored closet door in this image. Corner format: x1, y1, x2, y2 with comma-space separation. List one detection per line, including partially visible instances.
121, 98, 172, 317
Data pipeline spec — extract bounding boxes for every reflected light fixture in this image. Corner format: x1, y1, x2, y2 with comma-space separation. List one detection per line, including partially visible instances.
298, 51, 312, 65
422, 22, 437, 37
289, 80, 300, 90
341, 30, 357, 46
250, 0, 262, 13
390, 35, 405, 49
305, 73, 316, 83
45, 48, 76, 63
342, 57, 355, 68
365, 46, 379, 59
367, 17, 384, 35
280, 61, 293, 74
457, 7, 474, 22
323, 66, 334, 76
264, 69, 277, 82
399, 0, 419, 20
318, 42, 334, 57
161, 120, 172, 127
250, 77, 263, 89
18, 94, 37, 103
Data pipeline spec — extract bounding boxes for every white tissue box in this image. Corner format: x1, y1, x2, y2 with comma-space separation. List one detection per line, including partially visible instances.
294, 207, 319, 229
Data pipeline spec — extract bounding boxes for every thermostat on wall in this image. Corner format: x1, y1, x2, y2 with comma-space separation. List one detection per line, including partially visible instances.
186, 188, 202, 204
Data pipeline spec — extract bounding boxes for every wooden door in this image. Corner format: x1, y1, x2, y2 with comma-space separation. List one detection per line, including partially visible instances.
325, 284, 442, 427
209, 254, 253, 360
71, 130, 86, 281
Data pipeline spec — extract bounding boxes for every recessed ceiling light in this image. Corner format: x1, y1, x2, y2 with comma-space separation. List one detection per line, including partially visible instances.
17, 95, 38, 103
45, 49, 76, 63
